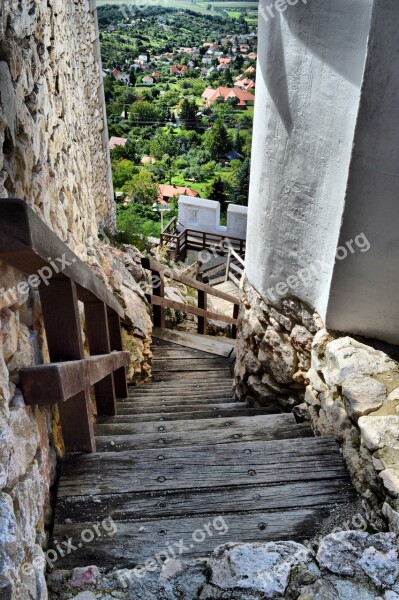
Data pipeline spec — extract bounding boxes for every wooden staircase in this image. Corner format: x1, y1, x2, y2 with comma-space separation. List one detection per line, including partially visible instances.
52, 331, 355, 570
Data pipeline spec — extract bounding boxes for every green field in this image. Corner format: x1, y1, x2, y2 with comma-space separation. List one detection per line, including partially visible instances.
96, 0, 259, 18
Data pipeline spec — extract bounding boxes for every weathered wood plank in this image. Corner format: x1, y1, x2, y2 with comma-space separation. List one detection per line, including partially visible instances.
20, 352, 130, 405
152, 328, 235, 357
95, 422, 314, 451
142, 257, 239, 304
114, 403, 246, 416
96, 407, 280, 423
51, 506, 334, 569
58, 438, 349, 497
55, 478, 355, 524
95, 413, 295, 436
148, 295, 237, 326
0, 198, 124, 318
38, 279, 95, 453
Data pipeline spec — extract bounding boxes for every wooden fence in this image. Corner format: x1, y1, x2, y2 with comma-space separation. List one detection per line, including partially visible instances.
141, 258, 240, 338
0, 199, 130, 453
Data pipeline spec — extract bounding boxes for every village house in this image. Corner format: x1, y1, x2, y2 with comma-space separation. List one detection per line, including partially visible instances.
142, 75, 154, 85
170, 64, 188, 76
158, 184, 199, 204
234, 78, 255, 91
108, 136, 127, 150
201, 86, 255, 109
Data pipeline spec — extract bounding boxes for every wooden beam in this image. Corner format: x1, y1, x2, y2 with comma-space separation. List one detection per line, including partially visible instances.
38, 278, 95, 452
20, 352, 130, 405
141, 258, 239, 304
0, 199, 124, 318
147, 294, 238, 326
197, 289, 207, 334
107, 312, 128, 399
85, 302, 116, 416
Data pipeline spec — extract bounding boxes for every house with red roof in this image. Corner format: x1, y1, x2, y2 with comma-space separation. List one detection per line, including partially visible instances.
201, 87, 254, 109
109, 137, 128, 150
158, 184, 199, 203
170, 64, 188, 77
234, 78, 255, 91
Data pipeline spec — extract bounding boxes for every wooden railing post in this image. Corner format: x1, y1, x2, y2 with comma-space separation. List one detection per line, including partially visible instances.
107, 312, 129, 399
225, 247, 232, 283
85, 302, 117, 416
197, 289, 208, 335
39, 279, 96, 453
232, 304, 240, 339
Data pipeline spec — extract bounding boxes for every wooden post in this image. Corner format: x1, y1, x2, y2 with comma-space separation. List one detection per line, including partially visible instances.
85, 302, 117, 416
39, 279, 96, 453
152, 268, 165, 328
197, 289, 208, 335
232, 303, 240, 339
107, 312, 129, 399
225, 247, 232, 283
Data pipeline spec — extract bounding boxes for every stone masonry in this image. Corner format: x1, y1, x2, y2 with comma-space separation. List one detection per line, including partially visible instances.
0, 2, 152, 598
235, 276, 399, 534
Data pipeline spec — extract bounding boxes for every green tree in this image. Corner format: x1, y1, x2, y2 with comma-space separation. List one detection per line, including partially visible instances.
179, 99, 197, 130
129, 68, 136, 86
150, 131, 179, 160
206, 176, 229, 211
223, 68, 233, 87
122, 169, 159, 204
112, 159, 138, 189
130, 101, 161, 126
232, 157, 250, 205
205, 119, 231, 160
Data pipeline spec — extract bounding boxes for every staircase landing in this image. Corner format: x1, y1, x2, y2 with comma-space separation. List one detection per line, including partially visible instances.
52, 331, 355, 570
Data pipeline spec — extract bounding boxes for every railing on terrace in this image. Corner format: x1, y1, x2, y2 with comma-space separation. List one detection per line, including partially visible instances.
141, 258, 240, 338
160, 217, 246, 263
0, 199, 130, 453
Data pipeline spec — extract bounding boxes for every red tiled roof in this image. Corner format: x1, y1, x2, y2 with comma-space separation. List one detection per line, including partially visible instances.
201, 87, 254, 106
109, 136, 127, 150
158, 184, 199, 201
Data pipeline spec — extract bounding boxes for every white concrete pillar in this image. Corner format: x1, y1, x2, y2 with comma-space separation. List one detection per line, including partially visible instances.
247, 0, 399, 343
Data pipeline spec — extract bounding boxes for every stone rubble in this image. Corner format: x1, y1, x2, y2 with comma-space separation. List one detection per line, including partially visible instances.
47, 532, 399, 599
235, 276, 399, 529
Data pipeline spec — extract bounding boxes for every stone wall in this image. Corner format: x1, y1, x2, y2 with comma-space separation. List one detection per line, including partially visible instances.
0, 2, 152, 598
235, 277, 399, 532
0, 0, 115, 244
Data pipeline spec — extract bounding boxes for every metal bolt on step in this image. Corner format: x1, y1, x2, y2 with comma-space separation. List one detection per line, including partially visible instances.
159, 426, 165, 432
157, 476, 166, 483
244, 449, 252, 455
258, 522, 266, 531
248, 470, 256, 477
157, 455, 165, 461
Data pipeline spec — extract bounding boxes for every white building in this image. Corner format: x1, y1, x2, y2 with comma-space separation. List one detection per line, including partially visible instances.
178, 196, 247, 240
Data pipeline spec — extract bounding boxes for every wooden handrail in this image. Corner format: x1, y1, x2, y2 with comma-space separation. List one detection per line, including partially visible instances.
0, 199, 124, 318
162, 216, 178, 235
0, 199, 130, 453
159, 224, 246, 263
142, 258, 240, 304
141, 257, 239, 338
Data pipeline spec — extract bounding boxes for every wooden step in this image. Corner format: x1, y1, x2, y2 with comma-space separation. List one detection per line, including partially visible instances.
55, 477, 355, 525
51, 506, 340, 569
95, 415, 313, 451
58, 437, 349, 497
96, 407, 281, 423
96, 413, 295, 436
152, 328, 235, 357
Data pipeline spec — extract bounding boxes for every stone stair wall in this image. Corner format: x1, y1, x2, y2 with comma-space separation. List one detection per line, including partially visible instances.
235, 276, 399, 533
0, 2, 153, 598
